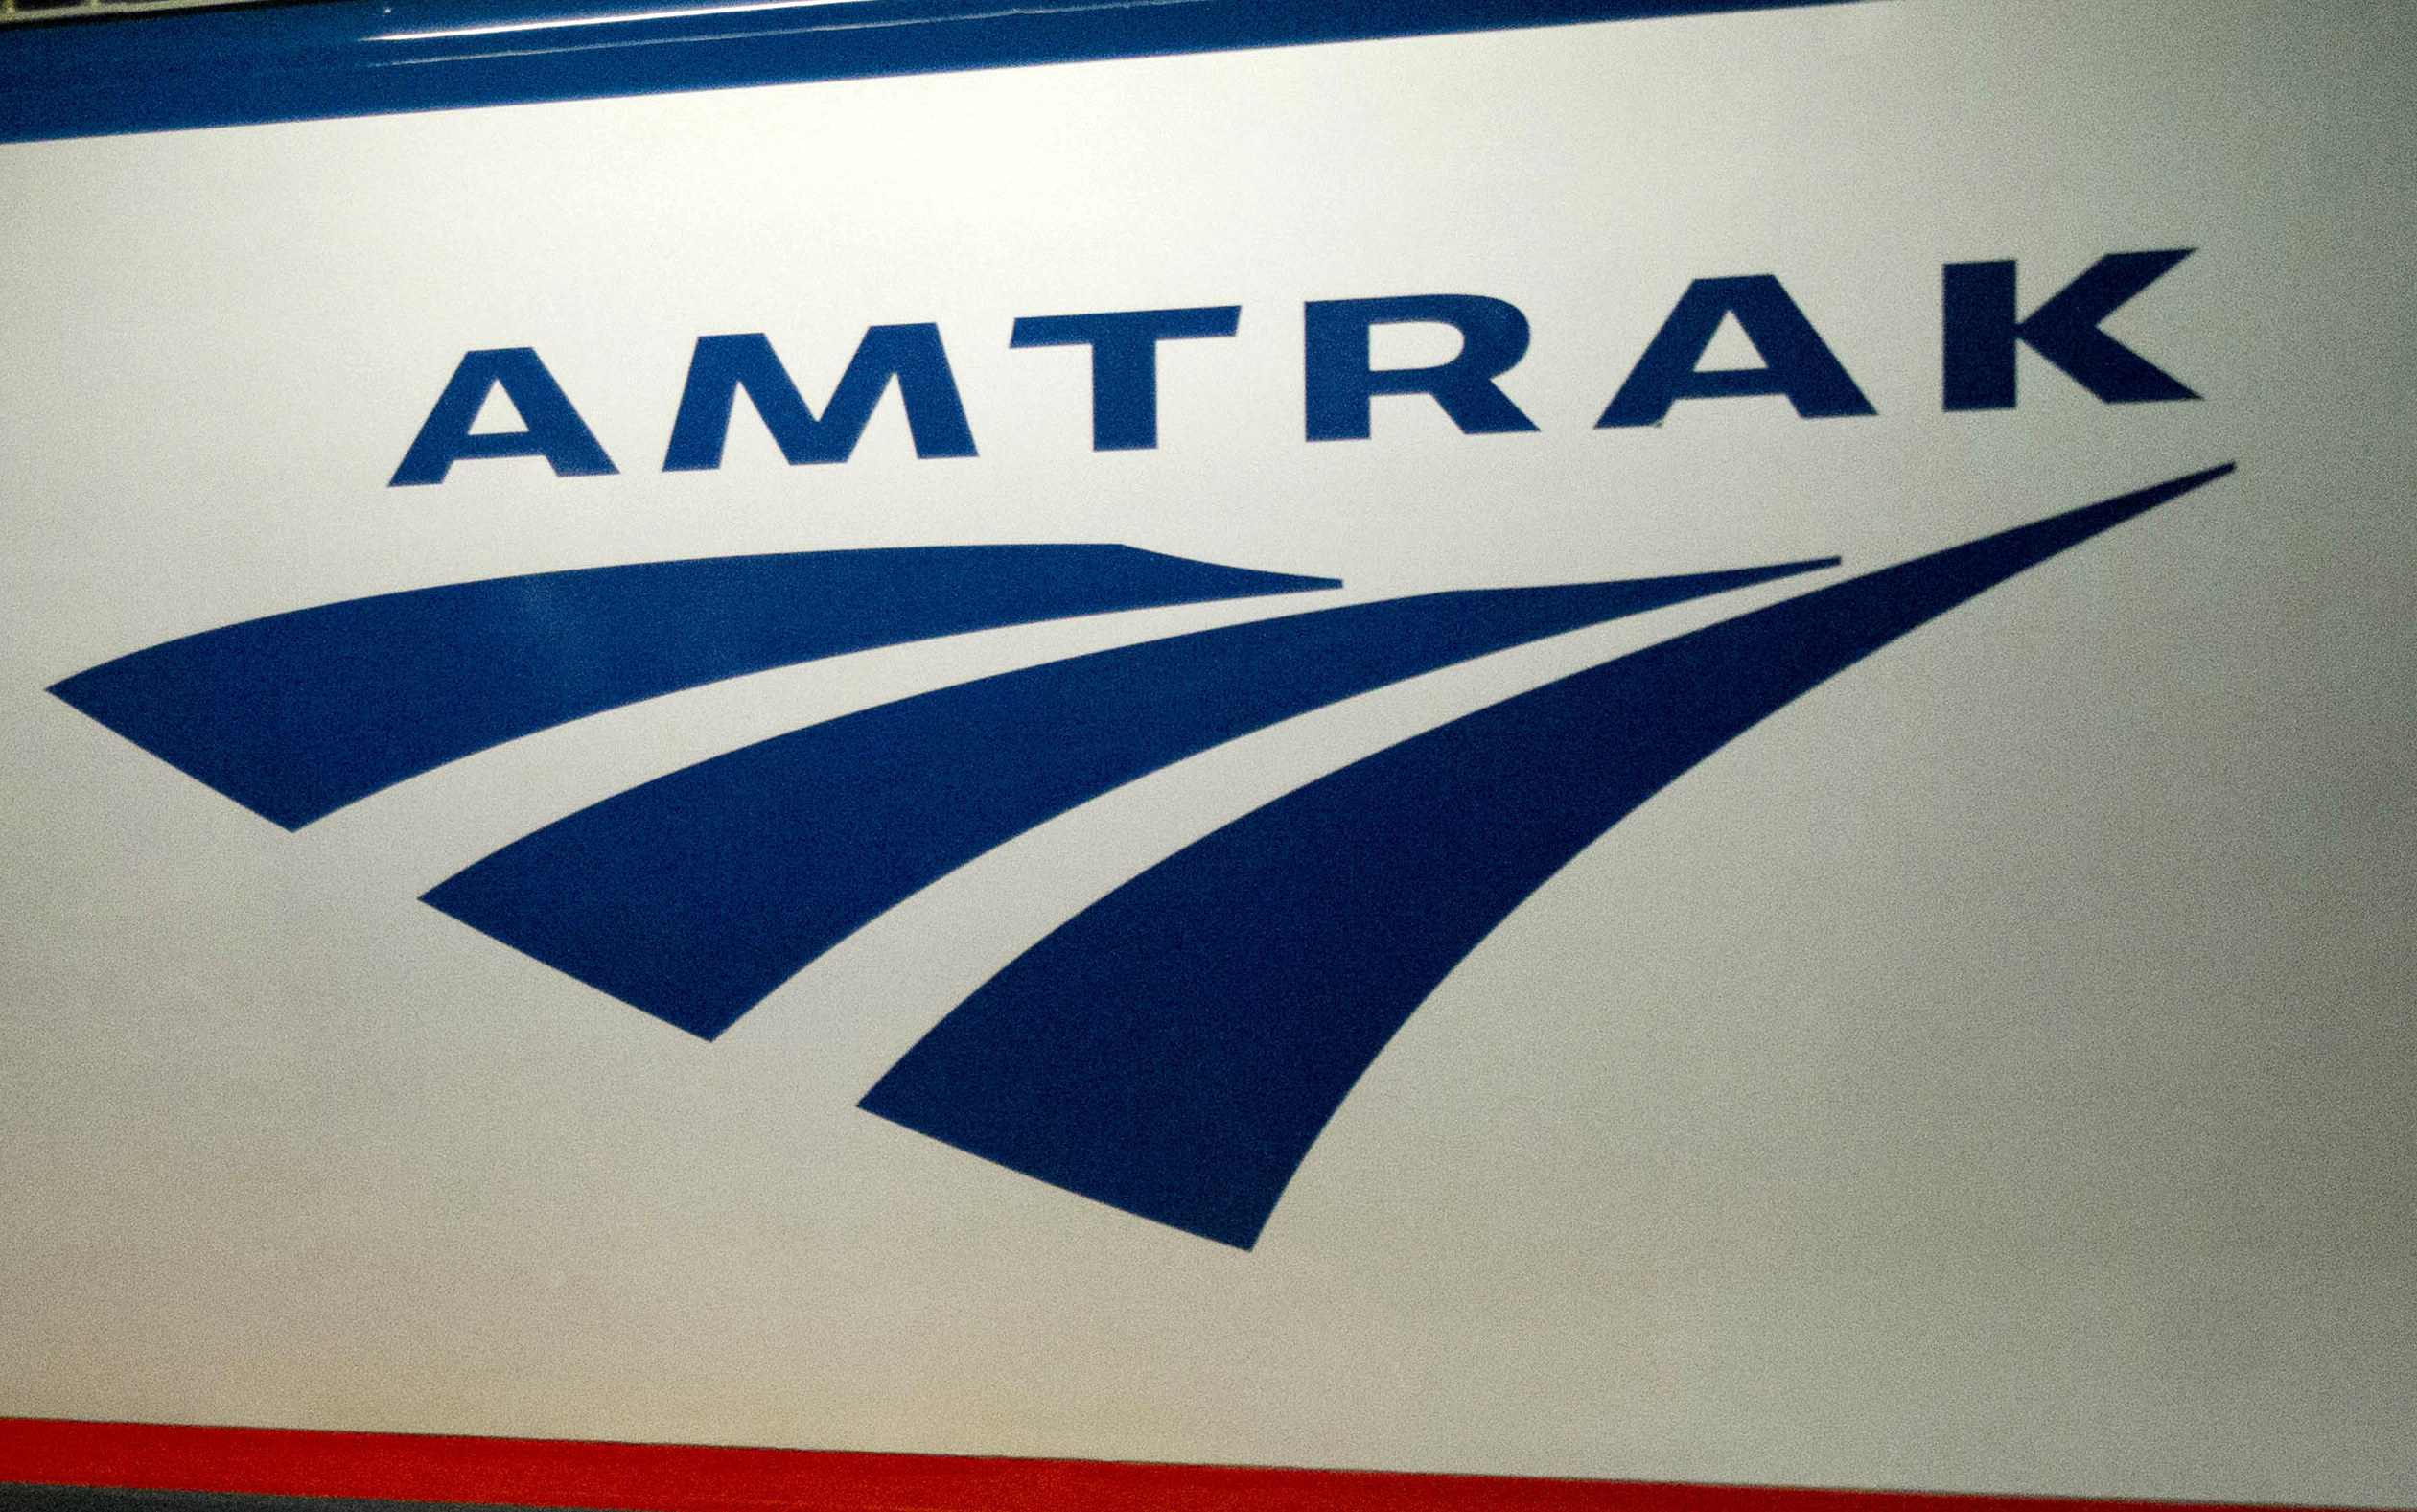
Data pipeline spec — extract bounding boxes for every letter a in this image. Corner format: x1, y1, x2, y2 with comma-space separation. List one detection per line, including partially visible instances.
1598, 276, 1874, 428
390, 348, 617, 486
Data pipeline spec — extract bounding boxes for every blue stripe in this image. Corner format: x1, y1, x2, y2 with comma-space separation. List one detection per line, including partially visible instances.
423, 560, 1831, 1039
1, 0, 1869, 143
859, 464, 2237, 1248
50, 546, 1334, 829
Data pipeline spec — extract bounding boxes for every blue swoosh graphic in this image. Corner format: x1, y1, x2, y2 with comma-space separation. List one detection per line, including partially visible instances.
860, 463, 2237, 1249
424, 561, 1833, 1039
48, 546, 1336, 829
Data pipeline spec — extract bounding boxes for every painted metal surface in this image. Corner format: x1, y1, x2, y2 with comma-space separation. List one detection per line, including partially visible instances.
1, 0, 2410, 1506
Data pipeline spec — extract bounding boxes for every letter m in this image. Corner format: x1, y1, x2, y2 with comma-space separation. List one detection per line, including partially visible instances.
663, 327, 978, 470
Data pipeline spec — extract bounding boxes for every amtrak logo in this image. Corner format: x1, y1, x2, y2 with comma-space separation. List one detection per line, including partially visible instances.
49, 463, 2233, 1246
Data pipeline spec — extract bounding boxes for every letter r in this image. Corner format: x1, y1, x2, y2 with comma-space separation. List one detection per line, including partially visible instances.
1304, 295, 1539, 441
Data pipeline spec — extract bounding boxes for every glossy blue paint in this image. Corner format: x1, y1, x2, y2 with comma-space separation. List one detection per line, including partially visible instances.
0, 0, 1869, 144
863, 464, 2235, 1247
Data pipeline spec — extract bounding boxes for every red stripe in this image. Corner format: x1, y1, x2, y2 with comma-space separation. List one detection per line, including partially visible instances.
0, 1418, 2329, 1512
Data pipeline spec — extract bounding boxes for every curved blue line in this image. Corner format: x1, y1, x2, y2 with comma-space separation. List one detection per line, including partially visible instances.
49, 546, 1336, 829
423, 559, 1832, 1039
859, 464, 2236, 1248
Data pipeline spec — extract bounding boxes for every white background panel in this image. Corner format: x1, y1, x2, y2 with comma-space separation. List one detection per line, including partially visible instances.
1, 0, 2411, 1504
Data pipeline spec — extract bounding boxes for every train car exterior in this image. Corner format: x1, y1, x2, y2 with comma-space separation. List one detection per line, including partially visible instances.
3, 1, 2411, 1507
